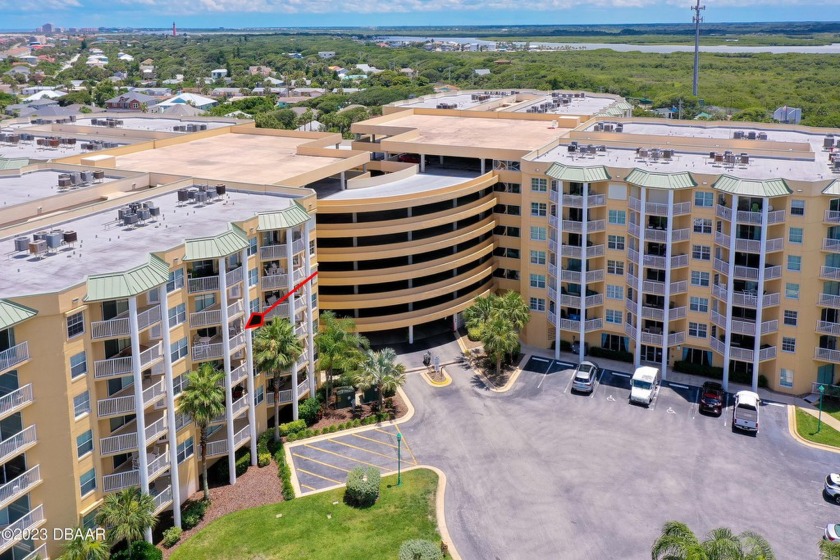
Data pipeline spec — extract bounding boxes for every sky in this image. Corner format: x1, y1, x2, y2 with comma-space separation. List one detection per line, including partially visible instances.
0, 0, 837, 31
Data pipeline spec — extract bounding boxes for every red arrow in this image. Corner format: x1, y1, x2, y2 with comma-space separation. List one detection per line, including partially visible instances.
245, 270, 318, 329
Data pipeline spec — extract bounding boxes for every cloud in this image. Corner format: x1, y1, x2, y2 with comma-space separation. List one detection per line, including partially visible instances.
0, 0, 81, 10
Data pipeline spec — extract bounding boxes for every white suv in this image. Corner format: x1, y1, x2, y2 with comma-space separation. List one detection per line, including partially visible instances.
571, 361, 599, 394
825, 473, 840, 505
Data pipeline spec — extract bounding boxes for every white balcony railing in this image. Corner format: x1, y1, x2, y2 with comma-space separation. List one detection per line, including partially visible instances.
824, 238, 840, 253
21, 543, 47, 560
97, 379, 166, 417
188, 275, 220, 294
0, 505, 45, 551
0, 426, 36, 464
0, 466, 40, 510
629, 197, 691, 217
292, 238, 306, 255
190, 308, 221, 328
729, 346, 754, 362
94, 342, 163, 379
228, 300, 245, 318
153, 486, 173, 514
826, 210, 840, 223
667, 332, 685, 346
91, 306, 161, 340
229, 332, 246, 353
0, 342, 29, 373
260, 244, 285, 260
822, 267, 840, 280
0, 384, 33, 420
816, 347, 840, 363
226, 266, 244, 287
145, 416, 167, 444
818, 321, 840, 335
819, 293, 840, 309
710, 337, 726, 355
231, 362, 248, 386
103, 470, 139, 493
759, 346, 777, 362
100, 432, 138, 456
261, 273, 288, 291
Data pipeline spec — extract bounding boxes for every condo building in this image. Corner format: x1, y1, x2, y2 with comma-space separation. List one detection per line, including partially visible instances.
0, 93, 839, 557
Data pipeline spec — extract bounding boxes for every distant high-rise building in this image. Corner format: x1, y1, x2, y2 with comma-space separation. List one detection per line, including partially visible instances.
42, 23, 53, 34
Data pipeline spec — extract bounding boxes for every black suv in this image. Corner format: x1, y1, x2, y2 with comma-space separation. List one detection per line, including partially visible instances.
699, 381, 725, 416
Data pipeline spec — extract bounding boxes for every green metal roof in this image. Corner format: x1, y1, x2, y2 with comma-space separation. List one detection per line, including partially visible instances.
0, 159, 29, 170
545, 163, 611, 183
625, 169, 697, 190
86, 255, 170, 302
712, 175, 792, 198
0, 300, 37, 330
184, 225, 249, 261
823, 180, 840, 196
257, 202, 311, 231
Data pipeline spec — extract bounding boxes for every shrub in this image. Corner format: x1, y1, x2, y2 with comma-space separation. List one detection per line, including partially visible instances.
758, 374, 769, 388
279, 419, 307, 437
398, 539, 444, 560
273, 446, 295, 501
328, 425, 337, 433
181, 499, 209, 530
673, 360, 724, 379
162, 527, 182, 548
236, 452, 251, 476
344, 466, 380, 508
299, 397, 321, 426
112, 541, 162, 560
466, 326, 482, 341
258, 452, 272, 467
353, 419, 362, 427
588, 347, 634, 363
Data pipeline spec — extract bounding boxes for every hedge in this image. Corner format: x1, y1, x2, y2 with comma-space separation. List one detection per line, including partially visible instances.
299, 397, 321, 426
111, 541, 162, 560
279, 419, 307, 436
344, 466, 380, 508
162, 527, 182, 548
257, 431, 271, 467
674, 360, 768, 388
588, 347, 634, 363
181, 499, 209, 530
398, 539, 444, 560
285, 415, 385, 442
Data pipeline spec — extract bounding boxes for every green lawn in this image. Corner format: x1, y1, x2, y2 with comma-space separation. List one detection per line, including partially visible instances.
815, 398, 840, 423
170, 469, 443, 560
795, 408, 840, 448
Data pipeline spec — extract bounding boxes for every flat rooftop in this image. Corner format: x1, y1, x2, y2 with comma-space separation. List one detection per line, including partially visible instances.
0, 134, 127, 160
115, 133, 345, 185
0, 169, 119, 208
515, 94, 617, 116
393, 93, 506, 110
600, 121, 830, 149
0, 188, 299, 298
381, 113, 567, 152
324, 169, 478, 200
74, 116, 232, 133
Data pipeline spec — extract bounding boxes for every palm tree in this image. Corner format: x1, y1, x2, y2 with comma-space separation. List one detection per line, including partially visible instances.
95, 488, 156, 548
315, 311, 368, 404
820, 539, 840, 560
254, 317, 303, 439
481, 314, 519, 377
497, 290, 531, 332
651, 521, 775, 560
59, 530, 109, 560
463, 295, 495, 339
354, 348, 406, 411
179, 363, 225, 500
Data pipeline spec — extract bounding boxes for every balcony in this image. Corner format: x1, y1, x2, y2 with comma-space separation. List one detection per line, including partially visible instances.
91, 306, 161, 340
153, 484, 173, 515
292, 238, 306, 255
556, 292, 603, 308
824, 239, 840, 253
191, 332, 246, 362
0, 384, 34, 422
94, 342, 164, 379
21, 544, 47, 560
260, 244, 285, 260
639, 305, 686, 321
710, 337, 726, 355
712, 285, 780, 308
727, 318, 778, 336
558, 318, 603, 332
629, 197, 691, 216
187, 275, 220, 294
825, 210, 840, 223
0, 426, 36, 464
0, 466, 41, 511
624, 322, 636, 340
261, 272, 288, 291
206, 423, 252, 458
103, 452, 170, 493
99, 414, 167, 456
715, 261, 782, 281
97, 378, 166, 417
639, 277, 687, 296
816, 347, 840, 364
641, 253, 688, 270
266, 378, 311, 406
716, 205, 785, 225
633, 224, 690, 243
295, 323, 307, 339
562, 219, 605, 233
211, 394, 249, 424
822, 267, 840, 281
819, 294, 840, 309
0, 342, 29, 374
560, 244, 605, 259
548, 309, 557, 325
0, 505, 45, 553
189, 300, 246, 329
226, 266, 244, 288
230, 362, 248, 386
560, 269, 605, 284
548, 215, 559, 230
817, 321, 840, 336
555, 193, 606, 208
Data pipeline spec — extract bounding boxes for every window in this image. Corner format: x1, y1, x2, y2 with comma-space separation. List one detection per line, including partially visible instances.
177, 437, 194, 464
530, 250, 546, 265
787, 255, 801, 272
67, 311, 85, 338
255, 386, 265, 405
606, 285, 623, 300
694, 192, 714, 207
607, 235, 625, 250
167, 269, 184, 292
73, 391, 90, 418
689, 322, 708, 338
784, 310, 798, 326
791, 200, 805, 216
780, 368, 794, 388
173, 373, 186, 396
194, 294, 216, 312
170, 337, 188, 362
782, 337, 796, 353
789, 227, 803, 244
529, 298, 545, 312
531, 202, 547, 217
689, 297, 709, 313
169, 303, 186, 327
606, 310, 622, 324
693, 218, 712, 234
692, 245, 711, 261
608, 210, 626, 225
249, 268, 258, 287
530, 274, 546, 289
82, 510, 98, 530
607, 260, 624, 275
531, 178, 547, 192
530, 226, 546, 241
691, 271, 710, 287
785, 283, 800, 299
77, 430, 93, 458
80, 468, 96, 497
248, 237, 257, 256
70, 352, 87, 379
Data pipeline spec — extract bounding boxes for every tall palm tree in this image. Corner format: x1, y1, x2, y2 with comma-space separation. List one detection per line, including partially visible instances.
820, 539, 840, 560
651, 521, 775, 560
316, 311, 368, 404
59, 530, 109, 560
254, 317, 303, 439
179, 363, 225, 500
354, 348, 406, 411
481, 314, 519, 377
463, 295, 495, 338
497, 290, 531, 332
95, 488, 156, 548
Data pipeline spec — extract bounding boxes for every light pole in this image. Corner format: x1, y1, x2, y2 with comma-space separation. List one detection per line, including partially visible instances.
396, 432, 402, 486
819, 384, 826, 433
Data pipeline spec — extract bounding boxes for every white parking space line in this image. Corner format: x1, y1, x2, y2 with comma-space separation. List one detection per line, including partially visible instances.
611, 371, 631, 378
765, 402, 786, 408
723, 394, 731, 427
537, 370, 550, 389
532, 357, 549, 363
590, 370, 603, 399
690, 389, 699, 419
670, 382, 689, 390
563, 370, 576, 394
649, 386, 660, 411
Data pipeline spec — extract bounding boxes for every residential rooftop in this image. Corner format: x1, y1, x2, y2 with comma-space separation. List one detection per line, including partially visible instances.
73, 116, 232, 133
323, 169, 479, 200
0, 186, 301, 298
0, 168, 119, 209
513, 93, 621, 116
393, 92, 509, 110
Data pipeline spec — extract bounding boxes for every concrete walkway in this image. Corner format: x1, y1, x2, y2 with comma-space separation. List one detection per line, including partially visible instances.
800, 406, 840, 433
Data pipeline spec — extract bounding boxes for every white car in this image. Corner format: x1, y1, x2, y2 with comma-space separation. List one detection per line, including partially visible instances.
571, 361, 599, 394
825, 474, 840, 505
825, 523, 840, 541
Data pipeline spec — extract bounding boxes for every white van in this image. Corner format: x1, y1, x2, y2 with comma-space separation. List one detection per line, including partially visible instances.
630, 366, 661, 407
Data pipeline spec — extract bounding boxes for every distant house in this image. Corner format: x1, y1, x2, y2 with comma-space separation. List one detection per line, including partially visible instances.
140, 64, 155, 79
161, 103, 206, 117
399, 68, 415, 77
210, 69, 228, 80
355, 64, 382, 74
5, 66, 31, 77
291, 87, 325, 98
70, 80, 85, 91
23, 90, 65, 102
210, 87, 240, 99
156, 93, 218, 111
104, 92, 159, 111
248, 66, 272, 77
263, 76, 283, 86
474, 69, 491, 76
341, 74, 368, 81
287, 52, 303, 59
251, 87, 284, 95
17, 55, 38, 65
21, 85, 57, 95
129, 87, 171, 97
117, 52, 134, 62
317, 51, 335, 59
296, 119, 322, 132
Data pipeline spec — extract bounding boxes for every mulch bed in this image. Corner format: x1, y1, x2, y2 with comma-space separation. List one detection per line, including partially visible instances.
308, 390, 408, 431
160, 458, 283, 558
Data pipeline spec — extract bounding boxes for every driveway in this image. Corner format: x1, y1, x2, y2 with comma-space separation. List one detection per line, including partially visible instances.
397, 358, 837, 560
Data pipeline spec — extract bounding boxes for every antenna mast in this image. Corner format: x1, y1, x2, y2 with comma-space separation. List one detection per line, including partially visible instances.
691, 0, 705, 96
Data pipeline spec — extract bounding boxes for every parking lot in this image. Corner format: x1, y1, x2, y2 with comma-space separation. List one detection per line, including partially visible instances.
289, 425, 418, 494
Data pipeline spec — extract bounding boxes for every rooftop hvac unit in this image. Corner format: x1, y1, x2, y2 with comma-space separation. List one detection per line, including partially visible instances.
594, 123, 603, 131
615, 124, 623, 133
177, 189, 189, 203
33, 231, 48, 242
14, 237, 29, 252
747, 131, 757, 140
825, 137, 836, 149
740, 155, 750, 164
46, 232, 63, 249
148, 206, 161, 217
199, 124, 207, 131
215, 184, 226, 196
122, 213, 139, 227
757, 132, 768, 140
93, 170, 105, 181
195, 191, 208, 204
733, 131, 745, 140
29, 240, 47, 257
81, 171, 93, 183
138, 208, 151, 221
58, 177, 72, 188
63, 230, 77, 244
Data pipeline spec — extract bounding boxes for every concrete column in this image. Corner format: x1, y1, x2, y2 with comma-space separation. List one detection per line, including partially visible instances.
408, 325, 414, 344
419, 156, 425, 173
218, 257, 236, 485
553, 184, 564, 360
158, 285, 181, 528
287, 229, 299, 421
241, 248, 257, 465
304, 221, 316, 396
480, 159, 485, 174
340, 171, 346, 190
723, 195, 739, 392
751, 202, 769, 392
634, 188, 647, 367
128, 296, 152, 543
578, 183, 589, 362
661, 190, 674, 381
